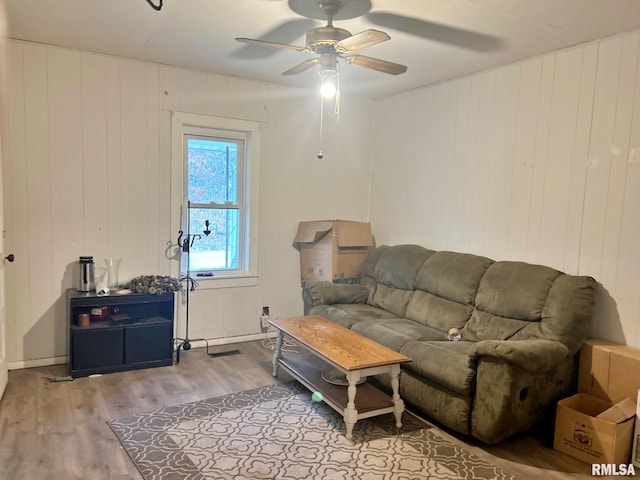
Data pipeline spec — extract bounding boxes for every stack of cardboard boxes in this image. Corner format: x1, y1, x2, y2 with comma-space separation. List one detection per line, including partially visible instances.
554, 339, 640, 466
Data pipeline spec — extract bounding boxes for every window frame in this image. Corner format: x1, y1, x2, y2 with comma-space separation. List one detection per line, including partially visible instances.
170, 112, 260, 289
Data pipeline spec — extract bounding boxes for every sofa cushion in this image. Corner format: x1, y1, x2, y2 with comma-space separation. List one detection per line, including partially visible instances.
405, 251, 492, 331
462, 261, 563, 342
360, 245, 389, 279
415, 251, 493, 304
462, 309, 532, 342
400, 340, 477, 397
509, 274, 596, 355
475, 261, 561, 320
373, 245, 434, 290
351, 245, 432, 318
406, 290, 473, 331
308, 304, 399, 329
351, 318, 443, 352
370, 283, 414, 317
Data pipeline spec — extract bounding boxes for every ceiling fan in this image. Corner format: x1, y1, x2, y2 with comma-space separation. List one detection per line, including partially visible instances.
235, 0, 503, 62
236, 0, 408, 77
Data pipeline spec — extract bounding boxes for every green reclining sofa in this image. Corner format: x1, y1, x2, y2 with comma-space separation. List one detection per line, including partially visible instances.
302, 244, 597, 444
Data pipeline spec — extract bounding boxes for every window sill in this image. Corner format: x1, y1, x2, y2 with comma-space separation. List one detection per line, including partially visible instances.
189, 274, 258, 290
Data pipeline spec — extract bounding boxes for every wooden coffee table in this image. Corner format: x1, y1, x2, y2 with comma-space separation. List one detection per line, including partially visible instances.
269, 315, 411, 440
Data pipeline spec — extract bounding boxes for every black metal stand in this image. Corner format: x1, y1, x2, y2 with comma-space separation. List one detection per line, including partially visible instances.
173, 274, 211, 363
173, 202, 241, 363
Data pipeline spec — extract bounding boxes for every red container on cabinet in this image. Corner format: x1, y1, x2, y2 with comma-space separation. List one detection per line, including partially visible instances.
90, 306, 110, 321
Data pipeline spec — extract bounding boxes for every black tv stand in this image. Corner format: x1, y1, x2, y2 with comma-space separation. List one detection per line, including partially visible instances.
67, 289, 175, 378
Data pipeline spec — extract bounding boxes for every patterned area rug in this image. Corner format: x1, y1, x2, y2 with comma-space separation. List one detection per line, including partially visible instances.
109, 382, 518, 480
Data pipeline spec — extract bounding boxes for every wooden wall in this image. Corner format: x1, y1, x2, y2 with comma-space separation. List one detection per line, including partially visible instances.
371, 30, 640, 346
3, 40, 373, 366
8, 26, 640, 365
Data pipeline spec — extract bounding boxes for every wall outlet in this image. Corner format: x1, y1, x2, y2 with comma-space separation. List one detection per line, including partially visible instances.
260, 306, 270, 329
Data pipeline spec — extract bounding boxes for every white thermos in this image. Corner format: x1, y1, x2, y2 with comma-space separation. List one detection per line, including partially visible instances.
78, 256, 95, 292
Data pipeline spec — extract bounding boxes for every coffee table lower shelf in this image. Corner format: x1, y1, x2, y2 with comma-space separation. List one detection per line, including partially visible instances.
278, 351, 395, 421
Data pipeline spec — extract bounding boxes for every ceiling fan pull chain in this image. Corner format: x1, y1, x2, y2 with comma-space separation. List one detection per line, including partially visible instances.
335, 66, 341, 119
318, 94, 325, 159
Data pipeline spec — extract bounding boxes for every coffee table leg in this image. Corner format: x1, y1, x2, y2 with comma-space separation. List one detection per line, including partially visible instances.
390, 364, 404, 428
344, 371, 360, 440
272, 330, 283, 377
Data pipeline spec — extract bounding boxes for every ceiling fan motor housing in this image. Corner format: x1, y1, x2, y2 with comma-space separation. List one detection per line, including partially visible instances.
307, 26, 351, 51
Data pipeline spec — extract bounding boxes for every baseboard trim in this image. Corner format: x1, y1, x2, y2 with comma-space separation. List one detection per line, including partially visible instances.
8, 331, 279, 370
9, 355, 69, 371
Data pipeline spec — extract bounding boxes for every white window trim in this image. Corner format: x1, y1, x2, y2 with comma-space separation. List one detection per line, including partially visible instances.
170, 112, 260, 289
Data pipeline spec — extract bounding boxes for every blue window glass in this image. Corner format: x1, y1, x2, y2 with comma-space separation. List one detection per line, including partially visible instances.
187, 138, 237, 204
185, 136, 242, 272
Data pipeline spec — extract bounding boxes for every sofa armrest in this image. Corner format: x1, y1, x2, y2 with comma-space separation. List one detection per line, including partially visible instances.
302, 281, 369, 313
469, 339, 570, 373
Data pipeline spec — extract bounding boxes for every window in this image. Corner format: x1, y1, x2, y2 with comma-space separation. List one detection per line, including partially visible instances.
171, 113, 260, 287
185, 134, 242, 272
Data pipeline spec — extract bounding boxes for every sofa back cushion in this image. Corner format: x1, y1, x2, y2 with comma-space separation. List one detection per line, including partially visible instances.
461, 261, 596, 355
370, 284, 414, 317
360, 245, 389, 279
475, 261, 561, 319
367, 245, 434, 317
374, 245, 435, 290
416, 251, 493, 303
462, 261, 559, 341
406, 251, 493, 331
512, 274, 596, 354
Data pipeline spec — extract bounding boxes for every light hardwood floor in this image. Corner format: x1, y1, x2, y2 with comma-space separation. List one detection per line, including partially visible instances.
0, 340, 609, 479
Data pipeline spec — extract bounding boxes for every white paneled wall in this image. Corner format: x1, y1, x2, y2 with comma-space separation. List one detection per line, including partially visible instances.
4, 40, 373, 366
10, 26, 640, 364
371, 30, 640, 347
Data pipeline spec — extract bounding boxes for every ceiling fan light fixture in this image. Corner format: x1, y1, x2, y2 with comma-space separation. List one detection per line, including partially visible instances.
320, 78, 337, 98
318, 66, 339, 98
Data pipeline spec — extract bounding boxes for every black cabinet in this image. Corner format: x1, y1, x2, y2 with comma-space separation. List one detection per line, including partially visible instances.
67, 289, 175, 378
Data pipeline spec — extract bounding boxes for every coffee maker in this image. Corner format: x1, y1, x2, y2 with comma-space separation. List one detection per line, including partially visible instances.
77, 256, 95, 292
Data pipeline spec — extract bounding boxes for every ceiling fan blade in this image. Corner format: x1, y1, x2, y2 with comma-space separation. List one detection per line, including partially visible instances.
235, 37, 308, 53
336, 29, 390, 53
232, 19, 316, 59
366, 12, 503, 52
282, 58, 319, 75
345, 54, 407, 75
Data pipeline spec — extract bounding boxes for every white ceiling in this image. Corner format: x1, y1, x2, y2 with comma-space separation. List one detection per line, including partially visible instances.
6, 0, 640, 98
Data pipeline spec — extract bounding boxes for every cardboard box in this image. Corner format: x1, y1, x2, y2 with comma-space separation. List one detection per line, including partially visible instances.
596, 397, 637, 423
554, 393, 635, 465
293, 220, 372, 283
632, 390, 640, 468
578, 339, 640, 403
